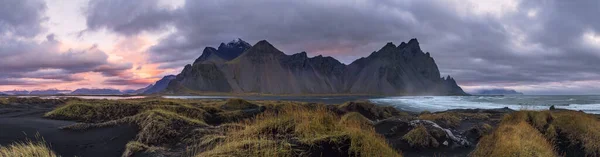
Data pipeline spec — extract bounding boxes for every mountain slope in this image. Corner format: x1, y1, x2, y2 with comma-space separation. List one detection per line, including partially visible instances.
163, 38, 466, 95
142, 75, 177, 94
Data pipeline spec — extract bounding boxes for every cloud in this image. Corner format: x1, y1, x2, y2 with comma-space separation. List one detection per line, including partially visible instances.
82, 0, 600, 94
0, 35, 135, 86
103, 78, 156, 86
0, 0, 47, 37
85, 0, 176, 36
0, 0, 135, 88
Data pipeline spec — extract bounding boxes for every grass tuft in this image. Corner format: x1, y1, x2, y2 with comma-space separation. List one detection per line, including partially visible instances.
0, 140, 58, 157
133, 109, 208, 145
550, 111, 600, 156
340, 112, 373, 126
419, 112, 491, 128
470, 111, 557, 157
402, 125, 439, 148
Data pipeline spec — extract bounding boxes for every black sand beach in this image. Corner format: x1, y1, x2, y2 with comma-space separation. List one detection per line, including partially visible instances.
0, 104, 136, 157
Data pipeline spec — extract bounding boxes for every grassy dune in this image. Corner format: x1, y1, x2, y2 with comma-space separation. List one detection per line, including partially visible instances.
470, 112, 557, 157
472, 110, 600, 157
195, 106, 401, 157
41, 98, 402, 156
528, 110, 600, 156
0, 140, 57, 157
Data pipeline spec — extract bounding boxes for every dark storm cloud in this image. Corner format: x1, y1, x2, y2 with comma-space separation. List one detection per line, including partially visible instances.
0, 0, 134, 85
86, 0, 600, 94
0, 0, 47, 37
85, 0, 176, 35
0, 78, 39, 86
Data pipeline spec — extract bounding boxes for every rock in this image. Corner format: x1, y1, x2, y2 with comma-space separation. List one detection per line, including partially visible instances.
409, 120, 471, 147
374, 118, 411, 137
337, 101, 411, 121
464, 123, 493, 141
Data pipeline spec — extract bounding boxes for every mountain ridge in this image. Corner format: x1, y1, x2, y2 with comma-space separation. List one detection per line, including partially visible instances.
156, 38, 467, 95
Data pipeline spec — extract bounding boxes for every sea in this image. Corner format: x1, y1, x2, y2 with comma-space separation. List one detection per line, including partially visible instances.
20, 95, 600, 114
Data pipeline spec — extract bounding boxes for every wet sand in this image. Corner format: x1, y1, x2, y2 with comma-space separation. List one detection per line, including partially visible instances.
0, 107, 136, 157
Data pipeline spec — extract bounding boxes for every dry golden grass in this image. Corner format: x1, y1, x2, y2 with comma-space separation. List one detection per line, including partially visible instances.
470, 112, 557, 157
0, 140, 58, 157
419, 112, 461, 128
122, 141, 164, 156
550, 111, 600, 156
0, 98, 8, 105
340, 112, 373, 126
194, 105, 402, 157
419, 112, 491, 128
506, 110, 600, 156
402, 125, 439, 148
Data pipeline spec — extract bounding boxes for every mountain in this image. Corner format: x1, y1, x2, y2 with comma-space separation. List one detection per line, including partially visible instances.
160, 38, 466, 95
29, 89, 71, 95
70, 88, 123, 95
142, 75, 177, 94
2, 90, 30, 95
121, 89, 139, 94
193, 38, 252, 65
134, 84, 153, 94
473, 88, 523, 95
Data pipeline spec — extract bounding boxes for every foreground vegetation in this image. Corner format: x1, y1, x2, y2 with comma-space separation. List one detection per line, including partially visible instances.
471, 110, 600, 157
193, 106, 400, 156
41, 98, 406, 156
0, 140, 57, 157
2, 97, 600, 156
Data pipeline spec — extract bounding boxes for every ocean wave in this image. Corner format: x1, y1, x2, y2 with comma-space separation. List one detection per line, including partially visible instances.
557, 104, 600, 114
369, 96, 599, 114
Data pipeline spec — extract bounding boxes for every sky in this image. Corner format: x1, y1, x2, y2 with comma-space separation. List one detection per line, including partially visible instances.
0, 0, 599, 95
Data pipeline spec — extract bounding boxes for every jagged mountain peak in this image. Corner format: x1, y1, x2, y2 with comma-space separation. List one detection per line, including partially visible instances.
193, 47, 221, 65
219, 38, 251, 49
297, 51, 308, 57
255, 40, 274, 47
405, 38, 421, 53
444, 75, 456, 81
398, 42, 408, 49
194, 39, 252, 64
244, 40, 285, 56
369, 42, 400, 58
382, 42, 397, 50
408, 38, 419, 45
